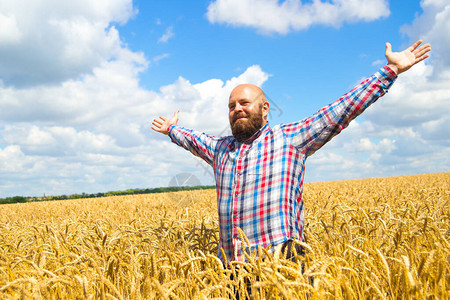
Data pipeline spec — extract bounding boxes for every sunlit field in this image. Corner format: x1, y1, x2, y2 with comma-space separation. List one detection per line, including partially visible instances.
0, 173, 448, 299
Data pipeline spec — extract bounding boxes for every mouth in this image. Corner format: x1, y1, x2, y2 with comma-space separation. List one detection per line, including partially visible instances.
234, 116, 247, 123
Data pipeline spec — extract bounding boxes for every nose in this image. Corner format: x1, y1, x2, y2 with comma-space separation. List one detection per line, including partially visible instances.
234, 102, 243, 112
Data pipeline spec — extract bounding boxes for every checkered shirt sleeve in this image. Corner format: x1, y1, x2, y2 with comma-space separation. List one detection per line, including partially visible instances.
287, 66, 397, 156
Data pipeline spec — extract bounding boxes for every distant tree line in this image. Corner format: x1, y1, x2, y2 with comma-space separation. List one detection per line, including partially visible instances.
0, 185, 215, 205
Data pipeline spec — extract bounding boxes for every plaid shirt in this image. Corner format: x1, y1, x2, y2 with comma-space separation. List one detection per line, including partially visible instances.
168, 66, 397, 263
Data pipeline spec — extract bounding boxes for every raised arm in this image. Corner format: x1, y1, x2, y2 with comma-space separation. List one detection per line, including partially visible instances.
287, 40, 430, 156
386, 40, 431, 75
152, 110, 219, 166
151, 110, 179, 135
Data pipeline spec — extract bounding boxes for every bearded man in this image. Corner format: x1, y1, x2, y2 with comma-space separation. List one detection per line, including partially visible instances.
151, 40, 430, 264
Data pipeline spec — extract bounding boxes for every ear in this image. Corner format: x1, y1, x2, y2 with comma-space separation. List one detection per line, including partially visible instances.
262, 101, 270, 120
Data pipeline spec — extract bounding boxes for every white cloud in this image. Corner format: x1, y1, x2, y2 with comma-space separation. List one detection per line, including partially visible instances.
0, 55, 269, 197
0, 0, 136, 87
154, 64, 270, 135
308, 71, 447, 180
158, 26, 174, 43
0, 13, 22, 44
1, 0, 448, 198
363, 0, 450, 151
206, 0, 390, 34
303, 1, 450, 182
401, 0, 450, 73
371, 59, 385, 67
153, 53, 170, 63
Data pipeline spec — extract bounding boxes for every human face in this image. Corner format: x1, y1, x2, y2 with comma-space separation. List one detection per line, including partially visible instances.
228, 85, 268, 142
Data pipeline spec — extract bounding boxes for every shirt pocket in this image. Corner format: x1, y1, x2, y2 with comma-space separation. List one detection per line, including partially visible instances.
240, 172, 263, 192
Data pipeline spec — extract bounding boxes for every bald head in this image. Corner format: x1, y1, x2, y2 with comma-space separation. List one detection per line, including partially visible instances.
229, 84, 267, 106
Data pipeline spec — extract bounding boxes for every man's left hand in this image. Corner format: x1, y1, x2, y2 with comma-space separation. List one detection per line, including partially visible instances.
386, 40, 431, 75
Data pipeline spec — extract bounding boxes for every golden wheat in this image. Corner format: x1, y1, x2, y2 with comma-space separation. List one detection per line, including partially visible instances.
0, 173, 448, 299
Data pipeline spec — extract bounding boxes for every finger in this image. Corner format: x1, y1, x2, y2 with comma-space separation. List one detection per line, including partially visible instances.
413, 43, 430, 52
151, 120, 161, 127
151, 126, 160, 132
413, 48, 431, 62
160, 116, 168, 121
385, 42, 392, 55
415, 54, 430, 64
407, 40, 422, 52
153, 119, 164, 125
415, 48, 431, 59
413, 44, 431, 56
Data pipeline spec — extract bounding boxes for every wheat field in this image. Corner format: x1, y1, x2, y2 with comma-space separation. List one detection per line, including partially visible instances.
0, 173, 448, 299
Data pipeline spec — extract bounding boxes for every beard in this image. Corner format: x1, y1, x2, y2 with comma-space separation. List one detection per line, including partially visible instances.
230, 108, 264, 142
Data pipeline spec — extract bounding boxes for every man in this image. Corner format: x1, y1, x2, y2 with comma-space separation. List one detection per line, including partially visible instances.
151, 41, 430, 264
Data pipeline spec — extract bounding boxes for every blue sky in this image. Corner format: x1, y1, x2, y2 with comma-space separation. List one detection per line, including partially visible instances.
0, 0, 449, 197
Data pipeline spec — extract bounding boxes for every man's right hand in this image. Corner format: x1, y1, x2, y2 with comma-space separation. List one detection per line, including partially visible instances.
151, 110, 179, 135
